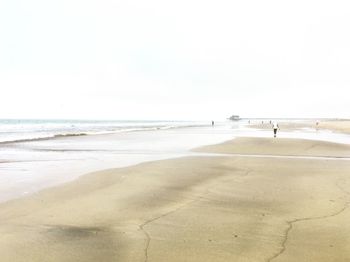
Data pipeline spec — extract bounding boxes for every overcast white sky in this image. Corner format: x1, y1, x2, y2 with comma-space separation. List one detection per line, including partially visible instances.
0, 0, 349, 120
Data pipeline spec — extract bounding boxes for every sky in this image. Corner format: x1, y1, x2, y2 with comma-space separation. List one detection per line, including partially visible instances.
0, 0, 349, 120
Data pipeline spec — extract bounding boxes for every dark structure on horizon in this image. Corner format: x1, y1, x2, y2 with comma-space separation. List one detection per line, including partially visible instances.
228, 115, 240, 121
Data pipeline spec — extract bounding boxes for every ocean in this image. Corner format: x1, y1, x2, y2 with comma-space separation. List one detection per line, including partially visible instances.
0, 119, 206, 144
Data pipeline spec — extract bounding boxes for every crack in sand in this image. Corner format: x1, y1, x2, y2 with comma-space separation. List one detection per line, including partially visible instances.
138, 197, 202, 262
138, 168, 252, 262
267, 203, 349, 262
267, 179, 350, 262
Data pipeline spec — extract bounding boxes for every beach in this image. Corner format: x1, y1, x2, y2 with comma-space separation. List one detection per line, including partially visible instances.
248, 119, 350, 134
0, 121, 234, 202
0, 123, 350, 261
2, 0, 350, 260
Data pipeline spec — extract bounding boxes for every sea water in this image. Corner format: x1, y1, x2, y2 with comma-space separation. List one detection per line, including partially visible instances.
0, 119, 205, 143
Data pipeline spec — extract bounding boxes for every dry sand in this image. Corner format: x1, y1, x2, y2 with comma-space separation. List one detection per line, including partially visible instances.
249, 119, 350, 134
0, 138, 350, 261
317, 120, 350, 134
195, 137, 350, 158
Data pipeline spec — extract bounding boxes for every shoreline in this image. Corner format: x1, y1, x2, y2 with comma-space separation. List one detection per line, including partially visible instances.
1, 121, 350, 204
246, 119, 350, 134
0, 136, 349, 261
0, 124, 235, 203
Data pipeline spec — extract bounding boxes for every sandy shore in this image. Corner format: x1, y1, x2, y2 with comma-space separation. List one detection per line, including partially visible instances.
195, 137, 350, 158
317, 120, 350, 134
249, 119, 350, 134
0, 138, 350, 261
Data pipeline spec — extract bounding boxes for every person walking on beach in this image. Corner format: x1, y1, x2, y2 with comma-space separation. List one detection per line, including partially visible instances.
272, 122, 279, 138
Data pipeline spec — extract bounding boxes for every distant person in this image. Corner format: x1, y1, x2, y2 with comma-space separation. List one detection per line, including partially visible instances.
272, 122, 279, 138
212, 120, 214, 126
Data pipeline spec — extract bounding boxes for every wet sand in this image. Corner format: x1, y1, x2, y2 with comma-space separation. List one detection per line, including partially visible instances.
0, 138, 350, 261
